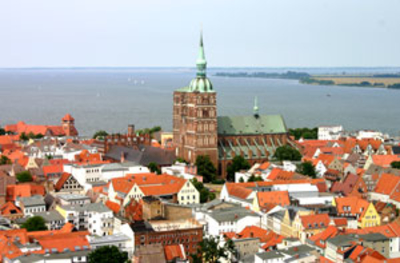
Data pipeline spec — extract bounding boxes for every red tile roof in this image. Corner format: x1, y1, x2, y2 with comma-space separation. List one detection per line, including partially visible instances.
164, 244, 186, 261
308, 226, 340, 249
258, 162, 271, 170
0, 201, 22, 216
74, 150, 102, 163
55, 172, 73, 191
335, 196, 371, 221
34, 232, 89, 253
374, 173, 400, 196
331, 173, 367, 197
62, 114, 75, 121
300, 214, 330, 229
333, 218, 348, 227
256, 191, 290, 208
267, 168, 295, 181
111, 173, 187, 197
43, 164, 64, 177
372, 155, 400, 168
105, 200, 121, 214
6, 184, 45, 201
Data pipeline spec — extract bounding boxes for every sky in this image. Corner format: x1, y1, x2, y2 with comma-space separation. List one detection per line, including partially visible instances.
1, 0, 400, 68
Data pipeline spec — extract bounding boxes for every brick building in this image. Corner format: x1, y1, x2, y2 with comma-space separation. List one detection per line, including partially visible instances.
103, 125, 151, 153
131, 218, 203, 255
173, 33, 292, 177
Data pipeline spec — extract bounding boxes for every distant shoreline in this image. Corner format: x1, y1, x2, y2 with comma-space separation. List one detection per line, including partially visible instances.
214, 72, 400, 90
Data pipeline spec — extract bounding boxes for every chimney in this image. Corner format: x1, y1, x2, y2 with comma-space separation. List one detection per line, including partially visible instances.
128, 125, 135, 136
120, 152, 125, 163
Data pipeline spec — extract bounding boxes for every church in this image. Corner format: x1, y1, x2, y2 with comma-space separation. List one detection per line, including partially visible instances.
173, 34, 293, 178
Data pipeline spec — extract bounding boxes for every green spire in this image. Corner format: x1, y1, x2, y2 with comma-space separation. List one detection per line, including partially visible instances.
196, 30, 207, 77
253, 96, 259, 117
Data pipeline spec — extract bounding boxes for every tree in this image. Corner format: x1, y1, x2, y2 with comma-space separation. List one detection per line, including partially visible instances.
21, 216, 47, 231
239, 177, 245, 183
88, 246, 128, 263
289, 127, 318, 140
296, 161, 317, 178
175, 157, 189, 164
191, 236, 236, 263
273, 145, 302, 162
248, 174, 263, 182
148, 162, 161, 174
34, 133, 44, 139
191, 178, 215, 203
226, 156, 250, 182
0, 155, 11, 165
16, 171, 33, 182
0, 127, 5, 135
391, 161, 400, 169
93, 130, 108, 140
19, 132, 29, 141
195, 155, 217, 183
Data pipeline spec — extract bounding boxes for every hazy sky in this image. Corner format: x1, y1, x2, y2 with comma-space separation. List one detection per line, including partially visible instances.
1, 0, 400, 68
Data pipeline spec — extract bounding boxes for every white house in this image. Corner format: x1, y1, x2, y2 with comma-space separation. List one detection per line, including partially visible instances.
19, 195, 46, 216
161, 162, 201, 182
88, 230, 134, 258
56, 203, 114, 236
318, 126, 343, 140
203, 207, 261, 237
64, 162, 150, 191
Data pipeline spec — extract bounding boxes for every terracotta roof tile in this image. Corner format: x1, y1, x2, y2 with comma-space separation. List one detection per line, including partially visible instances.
257, 191, 290, 208
372, 155, 400, 168
0, 201, 22, 216
164, 244, 186, 261
300, 214, 330, 229
374, 173, 400, 196
335, 196, 371, 221
105, 200, 121, 214
55, 173, 73, 191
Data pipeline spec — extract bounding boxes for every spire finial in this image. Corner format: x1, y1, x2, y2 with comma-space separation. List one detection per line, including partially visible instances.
200, 24, 203, 47
196, 28, 207, 77
253, 96, 259, 117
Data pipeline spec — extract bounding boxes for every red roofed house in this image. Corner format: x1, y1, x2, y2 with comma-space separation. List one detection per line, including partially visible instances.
365, 155, 400, 170
0, 201, 23, 220
293, 214, 331, 243
221, 179, 327, 207
334, 196, 380, 228
370, 173, 400, 209
252, 191, 290, 212
54, 172, 84, 194
105, 173, 200, 206
74, 149, 102, 163
313, 154, 343, 177
42, 164, 64, 182
330, 173, 368, 198
6, 184, 45, 202
4, 114, 78, 137
307, 226, 340, 253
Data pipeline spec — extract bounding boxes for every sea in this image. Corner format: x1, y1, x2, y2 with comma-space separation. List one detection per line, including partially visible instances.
0, 68, 399, 137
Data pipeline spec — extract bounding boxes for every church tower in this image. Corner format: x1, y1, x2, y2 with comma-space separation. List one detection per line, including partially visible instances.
62, 113, 78, 136
173, 32, 218, 167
